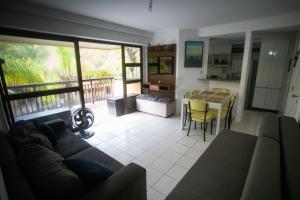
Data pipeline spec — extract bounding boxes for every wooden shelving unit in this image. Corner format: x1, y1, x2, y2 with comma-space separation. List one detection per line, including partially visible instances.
147, 44, 176, 98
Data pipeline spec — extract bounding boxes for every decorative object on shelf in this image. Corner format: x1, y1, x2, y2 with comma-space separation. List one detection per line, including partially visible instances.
185, 41, 204, 68
148, 44, 175, 52
72, 108, 95, 139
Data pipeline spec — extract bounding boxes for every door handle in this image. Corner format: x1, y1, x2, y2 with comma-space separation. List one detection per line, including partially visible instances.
292, 94, 299, 98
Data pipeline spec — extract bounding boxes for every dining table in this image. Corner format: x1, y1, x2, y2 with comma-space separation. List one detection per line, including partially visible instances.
180, 90, 233, 135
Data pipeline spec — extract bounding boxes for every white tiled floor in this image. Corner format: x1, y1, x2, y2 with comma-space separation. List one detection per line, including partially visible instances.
85, 110, 264, 199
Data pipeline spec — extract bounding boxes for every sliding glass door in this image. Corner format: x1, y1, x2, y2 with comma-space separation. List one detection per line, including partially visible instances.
0, 29, 144, 126
0, 35, 81, 124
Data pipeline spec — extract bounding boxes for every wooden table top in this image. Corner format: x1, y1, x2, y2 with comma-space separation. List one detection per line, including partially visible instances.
189, 91, 231, 103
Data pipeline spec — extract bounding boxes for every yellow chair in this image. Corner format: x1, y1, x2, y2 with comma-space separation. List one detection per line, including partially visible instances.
187, 100, 215, 141
191, 90, 200, 95
183, 91, 192, 127
227, 95, 236, 129
211, 88, 229, 93
209, 97, 232, 129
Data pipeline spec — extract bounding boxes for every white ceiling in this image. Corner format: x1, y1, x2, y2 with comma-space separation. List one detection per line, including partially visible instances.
24, 0, 300, 32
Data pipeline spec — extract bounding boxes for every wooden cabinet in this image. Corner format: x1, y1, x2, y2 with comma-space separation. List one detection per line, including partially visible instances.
252, 39, 290, 110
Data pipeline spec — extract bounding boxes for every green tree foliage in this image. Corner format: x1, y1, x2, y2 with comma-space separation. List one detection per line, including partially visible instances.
0, 43, 47, 86
125, 47, 140, 79
56, 47, 77, 81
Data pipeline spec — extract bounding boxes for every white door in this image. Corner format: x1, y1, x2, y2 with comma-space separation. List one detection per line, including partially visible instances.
284, 53, 300, 117
267, 39, 290, 89
252, 87, 267, 108
255, 40, 273, 88
265, 88, 280, 110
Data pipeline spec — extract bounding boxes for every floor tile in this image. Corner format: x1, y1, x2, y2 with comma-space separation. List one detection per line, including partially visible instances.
126, 146, 144, 158
171, 143, 189, 154
150, 158, 174, 173
166, 164, 188, 181
136, 152, 158, 167
161, 150, 183, 163
147, 167, 163, 186
115, 153, 133, 165
147, 189, 165, 200
153, 175, 177, 196
186, 148, 202, 159
177, 155, 197, 169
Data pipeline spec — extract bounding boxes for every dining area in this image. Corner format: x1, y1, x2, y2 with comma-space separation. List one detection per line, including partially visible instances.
180, 88, 236, 141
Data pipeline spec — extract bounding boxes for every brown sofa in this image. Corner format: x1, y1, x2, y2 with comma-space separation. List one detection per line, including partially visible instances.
166, 113, 300, 200
0, 119, 147, 200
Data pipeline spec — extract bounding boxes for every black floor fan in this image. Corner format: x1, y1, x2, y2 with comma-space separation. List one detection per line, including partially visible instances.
72, 107, 95, 139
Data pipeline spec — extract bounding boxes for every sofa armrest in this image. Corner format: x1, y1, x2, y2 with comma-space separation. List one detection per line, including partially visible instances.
81, 163, 146, 200
44, 119, 66, 133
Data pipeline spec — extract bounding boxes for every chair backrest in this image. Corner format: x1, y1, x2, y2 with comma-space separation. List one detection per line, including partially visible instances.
229, 95, 236, 110
212, 88, 229, 93
191, 90, 200, 95
189, 100, 208, 113
184, 91, 192, 98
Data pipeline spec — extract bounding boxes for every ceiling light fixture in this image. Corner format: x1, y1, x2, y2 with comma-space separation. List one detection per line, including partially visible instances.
149, 0, 153, 12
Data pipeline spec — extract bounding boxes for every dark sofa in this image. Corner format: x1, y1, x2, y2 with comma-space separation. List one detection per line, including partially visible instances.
0, 119, 147, 200
166, 113, 300, 200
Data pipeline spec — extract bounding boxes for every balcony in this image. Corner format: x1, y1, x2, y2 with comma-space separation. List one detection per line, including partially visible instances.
8, 77, 119, 124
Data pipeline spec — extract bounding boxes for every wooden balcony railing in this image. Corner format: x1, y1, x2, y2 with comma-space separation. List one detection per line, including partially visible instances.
7, 78, 114, 117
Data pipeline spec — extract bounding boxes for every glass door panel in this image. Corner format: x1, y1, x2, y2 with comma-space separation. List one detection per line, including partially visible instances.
78, 41, 123, 123
122, 45, 142, 113
0, 35, 80, 122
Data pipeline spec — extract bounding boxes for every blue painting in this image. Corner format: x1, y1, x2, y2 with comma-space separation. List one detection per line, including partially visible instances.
185, 41, 203, 68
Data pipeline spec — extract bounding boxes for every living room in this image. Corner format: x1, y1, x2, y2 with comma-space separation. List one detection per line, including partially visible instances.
0, 1, 300, 200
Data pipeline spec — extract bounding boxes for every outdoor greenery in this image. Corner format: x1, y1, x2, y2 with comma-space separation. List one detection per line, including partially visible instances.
0, 42, 115, 87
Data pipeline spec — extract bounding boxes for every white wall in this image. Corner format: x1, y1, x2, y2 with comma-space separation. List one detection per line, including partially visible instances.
0, 1, 152, 45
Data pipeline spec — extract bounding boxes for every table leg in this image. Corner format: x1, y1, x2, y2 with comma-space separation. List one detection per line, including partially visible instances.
180, 100, 185, 130
216, 107, 221, 134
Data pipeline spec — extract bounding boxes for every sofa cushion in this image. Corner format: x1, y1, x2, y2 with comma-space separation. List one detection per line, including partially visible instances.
54, 130, 90, 158
8, 121, 53, 152
64, 158, 113, 184
166, 130, 257, 200
37, 123, 57, 146
18, 143, 87, 200
0, 132, 36, 200
241, 137, 281, 200
280, 116, 300, 200
256, 112, 280, 142
68, 147, 123, 172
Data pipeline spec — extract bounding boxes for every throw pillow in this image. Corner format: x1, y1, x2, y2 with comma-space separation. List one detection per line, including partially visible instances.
18, 143, 87, 200
36, 123, 57, 146
64, 158, 113, 184
8, 121, 53, 151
